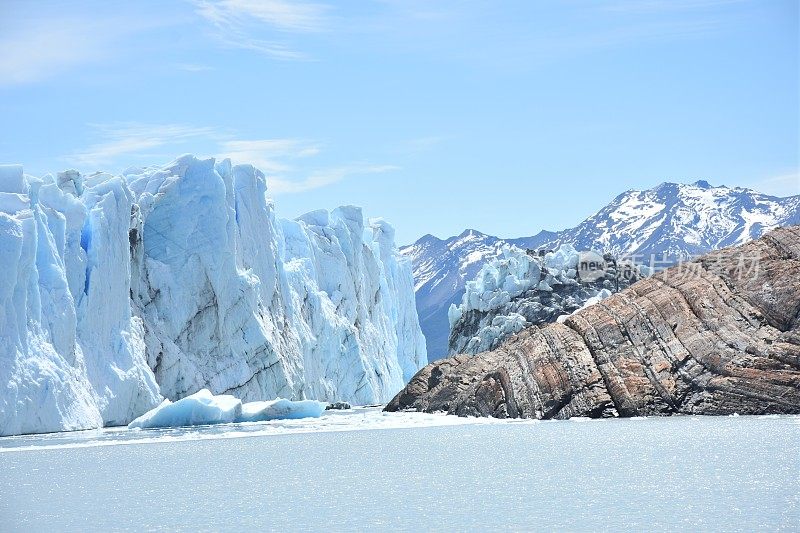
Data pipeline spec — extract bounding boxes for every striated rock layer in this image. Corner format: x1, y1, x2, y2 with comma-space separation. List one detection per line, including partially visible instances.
387, 226, 800, 418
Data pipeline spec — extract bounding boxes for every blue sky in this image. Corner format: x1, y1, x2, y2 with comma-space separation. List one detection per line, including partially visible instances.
1, 0, 797, 245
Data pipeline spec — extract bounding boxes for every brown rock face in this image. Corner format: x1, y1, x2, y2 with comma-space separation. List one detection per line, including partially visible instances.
386, 226, 800, 418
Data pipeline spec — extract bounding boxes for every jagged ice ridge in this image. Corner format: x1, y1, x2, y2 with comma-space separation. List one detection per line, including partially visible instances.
0, 155, 426, 436
447, 245, 643, 356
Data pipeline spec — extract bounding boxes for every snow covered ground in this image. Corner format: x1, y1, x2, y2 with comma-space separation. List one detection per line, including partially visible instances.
0, 156, 426, 436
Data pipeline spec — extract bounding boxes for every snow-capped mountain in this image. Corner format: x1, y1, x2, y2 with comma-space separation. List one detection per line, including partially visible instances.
403, 181, 800, 361
0, 156, 426, 436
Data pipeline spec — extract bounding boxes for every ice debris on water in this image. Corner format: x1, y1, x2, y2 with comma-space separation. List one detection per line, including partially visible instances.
128, 389, 326, 429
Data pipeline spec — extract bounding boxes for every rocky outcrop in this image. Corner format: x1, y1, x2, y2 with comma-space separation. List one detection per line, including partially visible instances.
387, 226, 800, 418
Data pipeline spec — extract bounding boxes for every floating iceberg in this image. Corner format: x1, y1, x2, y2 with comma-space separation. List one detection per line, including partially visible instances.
127, 389, 326, 429
0, 156, 426, 436
237, 398, 326, 423
128, 389, 242, 429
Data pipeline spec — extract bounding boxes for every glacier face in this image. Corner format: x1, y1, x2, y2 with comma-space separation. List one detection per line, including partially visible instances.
0, 156, 426, 436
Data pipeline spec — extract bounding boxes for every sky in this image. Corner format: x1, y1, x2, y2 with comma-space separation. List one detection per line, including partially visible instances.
0, 0, 797, 245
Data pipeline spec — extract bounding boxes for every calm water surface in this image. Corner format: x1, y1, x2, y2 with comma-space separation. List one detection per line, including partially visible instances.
1, 410, 798, 531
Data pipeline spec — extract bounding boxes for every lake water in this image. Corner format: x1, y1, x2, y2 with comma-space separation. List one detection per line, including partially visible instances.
1, 409, 798, 531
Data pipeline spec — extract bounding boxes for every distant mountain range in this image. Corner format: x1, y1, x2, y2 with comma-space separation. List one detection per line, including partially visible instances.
402, 181, 800, 361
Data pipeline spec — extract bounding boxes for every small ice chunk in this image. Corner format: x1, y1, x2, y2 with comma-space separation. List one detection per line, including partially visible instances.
237, 398, 326, 422
128, 389, 242, 429
448, 303, 463, 328
557, 289, 613, 324
461, 245, 539, 313
57, 170, 84, 196
128, 389, 327, 429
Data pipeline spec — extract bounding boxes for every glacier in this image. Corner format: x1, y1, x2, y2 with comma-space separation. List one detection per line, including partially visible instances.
0, 155, 426, 436
447, 245, 644, 355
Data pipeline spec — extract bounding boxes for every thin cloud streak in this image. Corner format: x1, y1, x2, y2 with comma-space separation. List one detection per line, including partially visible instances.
392, 136, 448, 155
601, 0, 744, 14
269, 164, 399, 194
219, 138, 321, 173
0, 6, 178, 87
192, 0, 329, 60
66, 123, 220, 167
64, 124, 396, 194
214, 31, 312, 60
749, 171, 800, 198
0, 18, 115, 86
193, 0, 329, 32
175, 63, 216, 72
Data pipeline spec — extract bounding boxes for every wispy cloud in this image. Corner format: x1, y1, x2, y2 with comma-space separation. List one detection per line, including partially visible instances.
219, 139, 398, 194
350, 0, 744, 72
0, 18, 112, 86
64, 124, 394, 194
213, 31, 312, 60
194, 0, 329, 32
749, 171, 800, 197
601, 0, 744, 14
0, 4, 175, 87
192, 0, 329, 59
66, 123, 220, 167
392, 136, 448, 155
269, 164, 399, 194
219, 138, 321, 173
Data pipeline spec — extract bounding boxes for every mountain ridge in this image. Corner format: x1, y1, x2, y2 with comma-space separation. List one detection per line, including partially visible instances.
388, 225, 800, 418
402, 181, 800, 361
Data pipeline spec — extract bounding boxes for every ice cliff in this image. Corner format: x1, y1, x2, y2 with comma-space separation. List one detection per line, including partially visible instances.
0, 155, 426, 436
